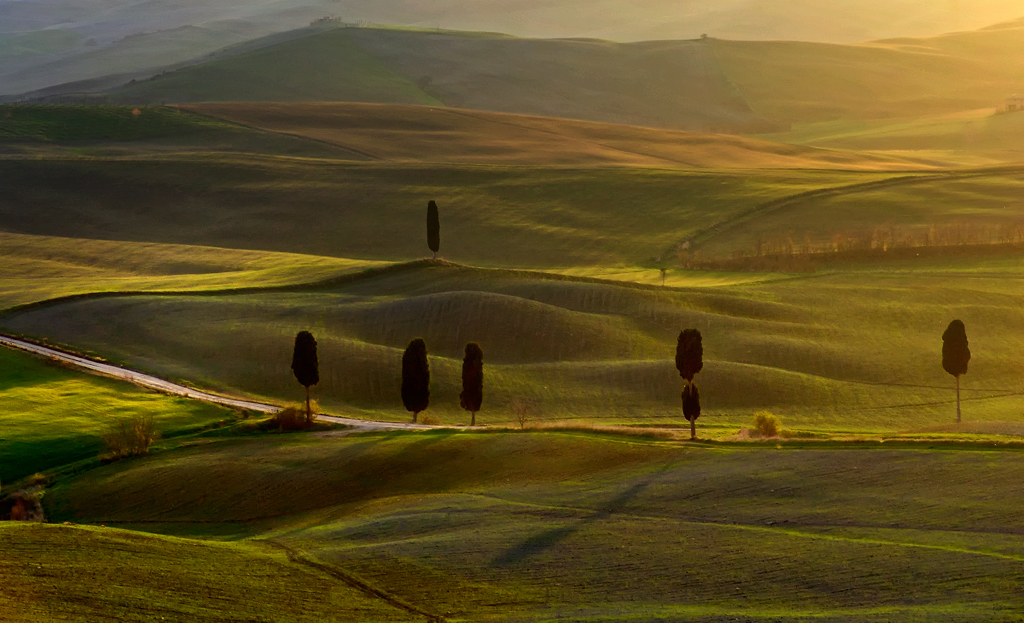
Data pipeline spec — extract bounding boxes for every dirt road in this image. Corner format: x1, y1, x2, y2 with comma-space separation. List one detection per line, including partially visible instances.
0, 333, 432, 432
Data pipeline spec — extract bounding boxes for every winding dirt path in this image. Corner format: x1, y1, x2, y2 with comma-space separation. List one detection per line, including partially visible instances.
0, 333, 432, 432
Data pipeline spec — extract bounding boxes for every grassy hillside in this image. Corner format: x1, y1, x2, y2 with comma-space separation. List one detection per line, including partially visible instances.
0, 105, 238, 142
0, 345, 232, 483
713, 17, 1024, 124
37, 431, 1024, 621
0, 156, 884, 267
693, 167, 1024, 257
0, 523, 415, 622
758, 108, 1024, 166
108, 26, 774, 133
185, 102, 939, 169
7, 261, 1024, 430
0, 232, 387, 310
0, 104, 376, 159
109, 28, 442, 107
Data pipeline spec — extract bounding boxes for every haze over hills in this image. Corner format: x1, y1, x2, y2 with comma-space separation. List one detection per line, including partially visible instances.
12, 16, 1019, 134
3, 0, 1024, 97
105, 28, 776, 133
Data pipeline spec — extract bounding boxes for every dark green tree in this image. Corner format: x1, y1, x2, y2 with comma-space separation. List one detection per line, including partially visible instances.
682, 383, 701, 438
402, 338, 430, 422
676, 329, 703, 382
942, 319, 971, 423
676, 329, 704, 439
460, 342, 484, 426
427, 200, 440, 259
291, 331, 319, 423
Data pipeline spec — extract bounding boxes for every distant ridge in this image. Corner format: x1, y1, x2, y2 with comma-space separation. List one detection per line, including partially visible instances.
101, 27, 778, 134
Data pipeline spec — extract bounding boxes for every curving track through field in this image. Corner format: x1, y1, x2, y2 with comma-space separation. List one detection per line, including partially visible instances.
0, 333, 432, 433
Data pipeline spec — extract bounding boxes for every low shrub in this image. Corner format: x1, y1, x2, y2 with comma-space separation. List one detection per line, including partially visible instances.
753, 411, 781, 438
9, 488, 45, 522
274, 404, 321, 431
274, 406, 309, 431
102, 414, 160, 459
510, 399, 538, 429
420, 414, 442, 425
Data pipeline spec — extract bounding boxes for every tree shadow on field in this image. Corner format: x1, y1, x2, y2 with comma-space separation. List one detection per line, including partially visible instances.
491, 461, 677, 567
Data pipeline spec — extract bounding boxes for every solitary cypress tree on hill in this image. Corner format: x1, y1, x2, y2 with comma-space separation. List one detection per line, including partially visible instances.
427, 200, 440, 259
676, 329, 703, 382
676, 329, 704, 439
942, 319, 971, 423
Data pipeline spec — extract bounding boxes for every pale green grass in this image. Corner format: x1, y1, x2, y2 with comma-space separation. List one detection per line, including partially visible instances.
757, 109, 1024, 166
7, 262, 1024, 431
0, 345, 233, 483
695, 167, 1024, 257
0, 232, 387, 309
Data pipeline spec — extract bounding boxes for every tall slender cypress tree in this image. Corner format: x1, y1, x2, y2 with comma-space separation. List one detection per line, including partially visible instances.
676, 329, 704, 439
942, 320, 971, 423
460, 343, 484, 426
402, 338, 430, 423
427, 200, 440, 259
291, 331, 319, 423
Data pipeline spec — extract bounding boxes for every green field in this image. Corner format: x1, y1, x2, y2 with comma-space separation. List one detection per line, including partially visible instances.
757, 108, 1024, 167
0, 523, 416, 622
0, 231, 387, 310
0, 155, 894, 266
0, 345, 233, 483
6, 96, 1024, 621
5, 260, 1024, 432
20, 431, 1024, 621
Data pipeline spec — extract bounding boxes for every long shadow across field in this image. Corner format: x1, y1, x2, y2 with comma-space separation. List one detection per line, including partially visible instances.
492, 459, 678, 567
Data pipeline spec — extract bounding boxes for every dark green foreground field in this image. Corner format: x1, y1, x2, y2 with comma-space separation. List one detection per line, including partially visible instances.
8, 418, 1024, 622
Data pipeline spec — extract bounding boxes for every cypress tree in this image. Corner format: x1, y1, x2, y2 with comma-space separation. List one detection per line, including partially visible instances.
427, 200, 440, 259
676, 329, 704, 439
402, 338, 430, 422
682, 383, 701, 436
460, 343, 484, 426
676, 329, 703, 382
291, 331, 319, 423
942, 319, 971, 423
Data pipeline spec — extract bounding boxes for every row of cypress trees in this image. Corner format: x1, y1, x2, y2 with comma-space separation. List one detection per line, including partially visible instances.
291, 333, 485, 425
288, 198, 970, 432
290, 326, 968, 432
402, 339, 484, 424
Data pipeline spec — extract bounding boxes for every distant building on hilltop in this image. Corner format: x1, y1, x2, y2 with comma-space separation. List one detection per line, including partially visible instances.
1007, 95, 1024, 112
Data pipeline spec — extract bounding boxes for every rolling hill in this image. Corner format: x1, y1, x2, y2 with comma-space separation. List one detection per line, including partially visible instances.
7, 259, 1024, 430
182, 102, 939, 169
23, 429, 1024, 621
713, 16, 1024, 124
5, 0, 1024, 110
106, 27, 774, 133
82, 18, 1024, 132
